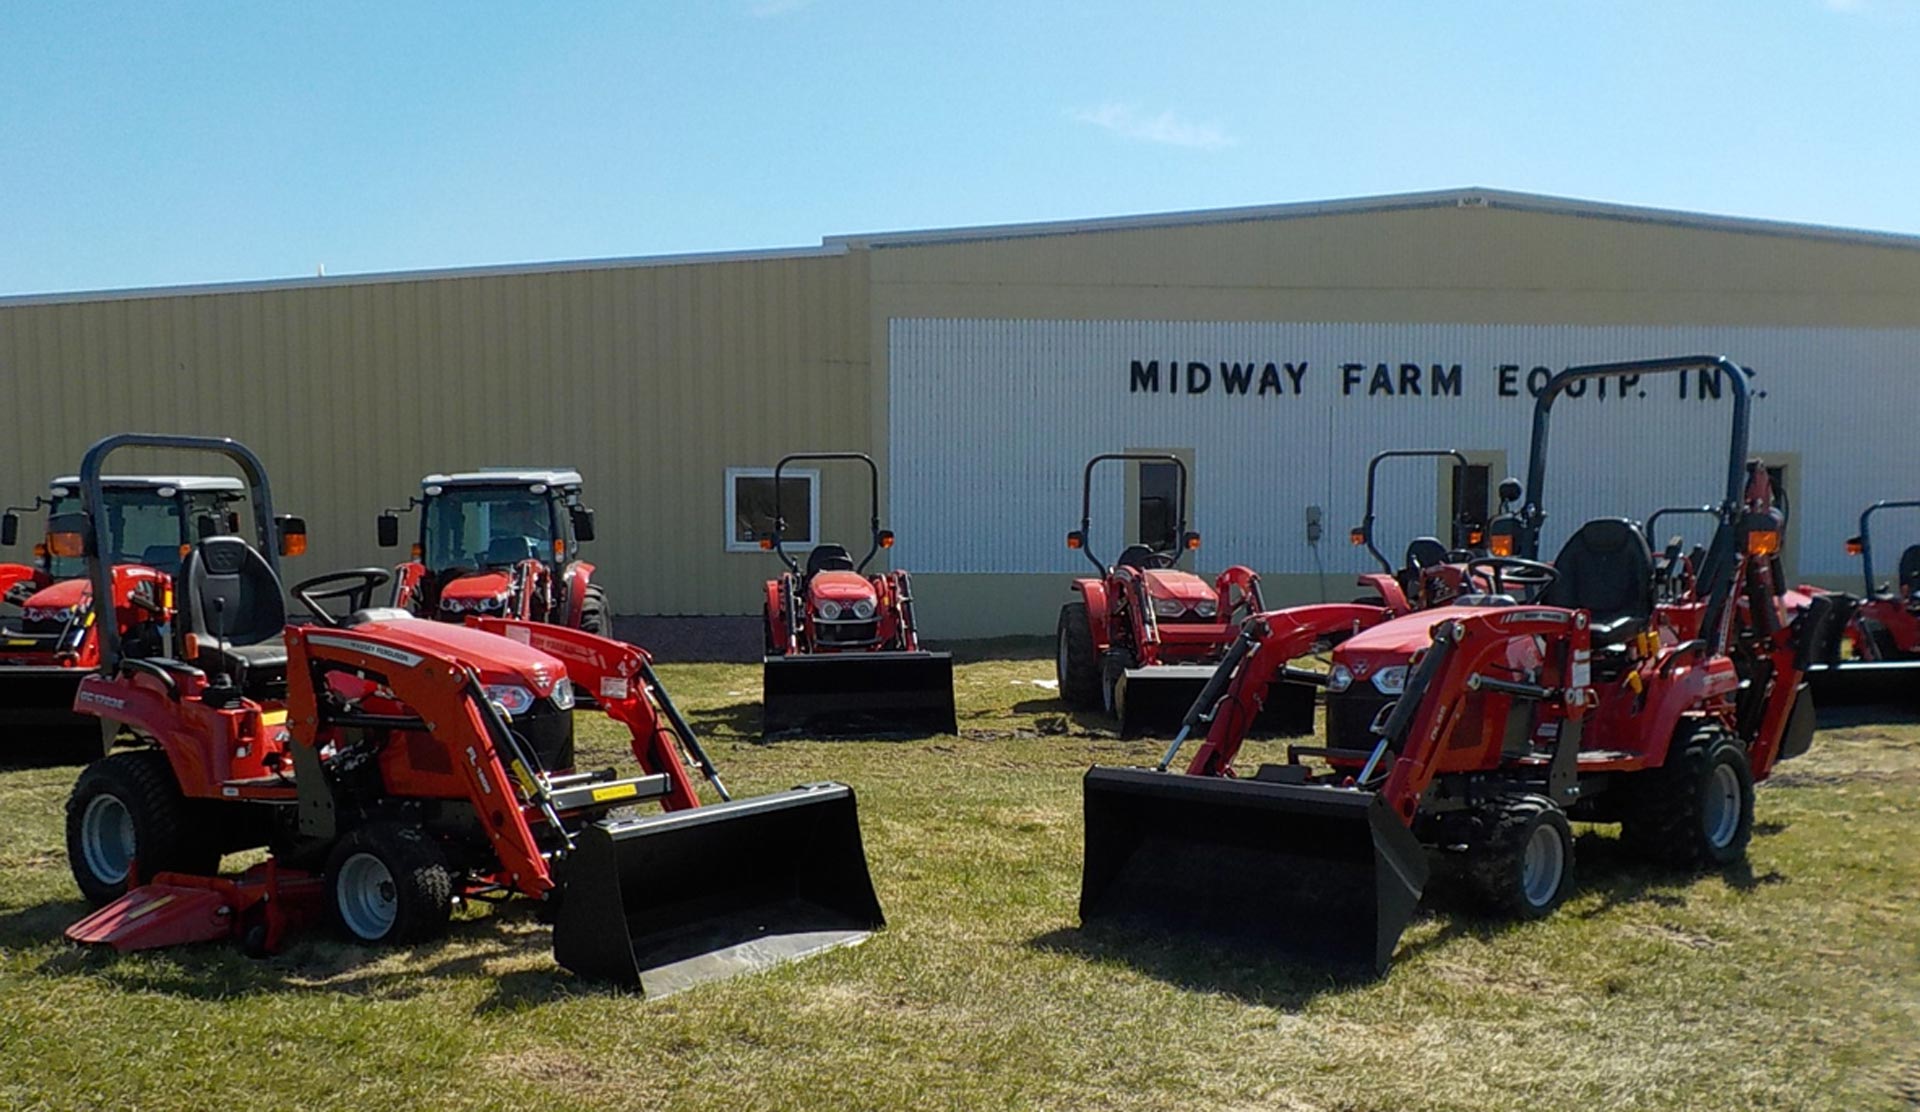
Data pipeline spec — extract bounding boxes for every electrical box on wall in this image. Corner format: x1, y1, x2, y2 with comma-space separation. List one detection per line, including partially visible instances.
1305, 504, 1323, 544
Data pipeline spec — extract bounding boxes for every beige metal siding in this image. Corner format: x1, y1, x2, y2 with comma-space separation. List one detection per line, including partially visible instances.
0, 253, 872, 615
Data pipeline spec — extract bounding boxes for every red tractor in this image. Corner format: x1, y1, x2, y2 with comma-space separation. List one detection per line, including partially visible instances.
379, 469, 606, 634
0, 474, 261, 761
760, 452, 955, 737
1056, 453, 1314, 737
60, 435, 882, 994
1348, 448, 1489, 615
1798, 500, 1920, 703
1080, 357, 1847, 972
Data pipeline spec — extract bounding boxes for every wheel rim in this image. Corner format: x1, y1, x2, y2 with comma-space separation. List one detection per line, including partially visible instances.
1056, 629, 1071, 688
1520, 821, 1565, 907
1703, 762, 1742, 849
80, 794, 136, 885
336, 852, 399, 940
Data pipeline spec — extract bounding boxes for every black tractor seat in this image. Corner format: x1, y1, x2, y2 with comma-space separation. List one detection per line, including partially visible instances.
1115, 544, 1162, 570
178, 535, 289, 692
804, 544, 857, 579
1540, 518, 1655, 647
1899, 544, 1920, 602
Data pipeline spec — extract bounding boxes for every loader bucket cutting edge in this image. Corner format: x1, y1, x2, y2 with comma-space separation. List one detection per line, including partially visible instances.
1079, 766, 1428, 974
1116, 666, 1315, 739
552, 782, 884, 995
762, 651, 957, 737
1805, 659, 1920, 707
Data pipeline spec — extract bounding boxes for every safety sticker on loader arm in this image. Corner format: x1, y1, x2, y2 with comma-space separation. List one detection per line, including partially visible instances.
600, 677, 629, 701
590, 782, 639, 803
1571, 649, 1591, 689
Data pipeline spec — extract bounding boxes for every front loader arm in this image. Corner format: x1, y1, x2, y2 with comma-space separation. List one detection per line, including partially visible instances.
1185, 603, 1393, 777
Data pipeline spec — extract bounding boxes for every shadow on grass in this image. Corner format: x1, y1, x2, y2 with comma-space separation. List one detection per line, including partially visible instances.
1567, 832, 1787, 921
7, 896, 630, 1015
1812, 699, 1920, 729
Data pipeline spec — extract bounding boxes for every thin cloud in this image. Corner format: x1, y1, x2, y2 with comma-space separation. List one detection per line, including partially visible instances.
750, 0, 813, 16
1070, 103, 1237, 150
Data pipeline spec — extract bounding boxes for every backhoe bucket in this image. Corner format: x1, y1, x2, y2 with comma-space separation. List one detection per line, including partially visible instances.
762, 651, 957, 737
1115, 665, 1315, 739
552, 782, 884, 995
1079, 766, 1428, 974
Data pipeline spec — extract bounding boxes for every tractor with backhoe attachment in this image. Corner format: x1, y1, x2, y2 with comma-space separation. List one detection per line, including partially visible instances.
60, 435, 883, 994
1079, 357, 1848, 973
379, 469, 607, 633
1056, 453, 1314, 738
1348, 448, 1489, 615
759, 452, 956, 737
1798, 499, 1920, 704
0, 473, 257, 761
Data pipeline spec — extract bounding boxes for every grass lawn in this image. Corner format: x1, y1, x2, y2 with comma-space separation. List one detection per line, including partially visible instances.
0, 650, 1915, 1111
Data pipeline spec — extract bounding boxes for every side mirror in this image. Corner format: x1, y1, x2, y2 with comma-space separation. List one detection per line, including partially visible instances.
877, 529, 895, 549
570, 506, 596, 543
1497, 477, 1524, 505
45, 512, 91, 559
377, 513, 400, 548
0, 512, 16, 547
276, 515, 308, 557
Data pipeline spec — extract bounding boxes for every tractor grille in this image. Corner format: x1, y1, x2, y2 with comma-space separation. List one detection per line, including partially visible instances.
516, 702, 576, 772
816, 620, 880, 648
1325, 689, 1393, 751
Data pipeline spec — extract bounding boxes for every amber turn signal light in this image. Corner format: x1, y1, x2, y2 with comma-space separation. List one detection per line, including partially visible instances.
1747, 529, 1781, 557
1489, 534, 1515, 557
1348, 528, 1366, 546
1066, 531, 1083, 550
47, 532, 85, 559
1845, 537, 1863, 556
879, 530, 895, 549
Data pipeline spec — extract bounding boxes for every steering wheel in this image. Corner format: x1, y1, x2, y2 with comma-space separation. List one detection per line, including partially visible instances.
292, 568, 394, 627
1465, 556, 1558, 599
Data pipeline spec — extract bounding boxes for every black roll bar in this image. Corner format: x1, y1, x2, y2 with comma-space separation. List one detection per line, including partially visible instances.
1855, 500, 1920, 595
1354, 449, 1471, 573
769, 452, 884, 575
1072, 453, 1190, 574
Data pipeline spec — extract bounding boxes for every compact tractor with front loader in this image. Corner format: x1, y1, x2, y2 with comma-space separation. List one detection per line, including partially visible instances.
1799, 499, 1920, 703
1348, 448, 1488, 615
1079, 357, 1847, 972
1056, 453, 1315, 737
379, 469, 607, 633
760, 452, 956, 737
59, 435, 883, 994
0, 473, 255, 761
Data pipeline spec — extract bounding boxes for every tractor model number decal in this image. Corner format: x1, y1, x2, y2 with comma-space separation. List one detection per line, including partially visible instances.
307, 633, 424, 668
466, 746, 493, 794
77, 690, 126, 710
1500, 610, 1570, 625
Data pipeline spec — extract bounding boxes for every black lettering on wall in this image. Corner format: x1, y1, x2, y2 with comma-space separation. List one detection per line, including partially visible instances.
1341, 363, 1364, 395
1220, 362, 1256, 394
1130, 360, 1160, 393
1432, 364, 1463, 397
1186, 361, 1212, 394
1497, 364, 1521, 397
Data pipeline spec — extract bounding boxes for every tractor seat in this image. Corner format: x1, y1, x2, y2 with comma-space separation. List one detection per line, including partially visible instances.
178, 536, 289, 688
1116, 544, 1158, 569
1540, 518, 1654, 645
484, 535, 540, 566
1403, 537, 1449, 571
805, 544, 856, 577
1900, 545, 1920, 601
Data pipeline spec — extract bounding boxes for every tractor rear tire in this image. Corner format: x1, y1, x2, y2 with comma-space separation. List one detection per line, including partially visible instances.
1056, 602, 1100, 709
578, 585, 609, 635
325, 823, 453, 946
1463, 794, 1574, 920
1619, 721, 1754, 870
65, 749, 218, 906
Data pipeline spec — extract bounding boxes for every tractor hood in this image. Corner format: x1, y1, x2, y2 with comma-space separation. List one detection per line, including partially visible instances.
1140, 568, 1214, 604
322, 618, 571, 699
808, 570, 876, 603
440, 570, 513, 607
19, 578, 90, 613
1332, 603, 1550, 687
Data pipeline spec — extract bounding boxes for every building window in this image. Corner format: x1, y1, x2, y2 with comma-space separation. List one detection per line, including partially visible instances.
1138, 460, 1184, 550
726, 467, 818, 553
1450, 462, 1491, 549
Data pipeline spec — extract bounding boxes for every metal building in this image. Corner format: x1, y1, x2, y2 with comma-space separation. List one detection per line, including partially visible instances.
3, 188, 1916, 639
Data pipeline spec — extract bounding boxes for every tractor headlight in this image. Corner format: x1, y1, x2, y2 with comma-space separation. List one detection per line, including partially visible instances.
852, 598, 875, 620
817, 599, 843, 620
483, 684, 536, 716
441, 597, 466, 613
548, 677, 575, 711
476, 595, 506, 613
24, 604, 82, 624
1193, 599, 1218, 618
1151, 597, 1188, 618
1371, 666, 1408, 695
1327, 664, 1354, 693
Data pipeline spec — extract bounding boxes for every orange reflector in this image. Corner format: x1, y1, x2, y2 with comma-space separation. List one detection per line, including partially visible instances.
183, 633, 200, 658
1185, 533, 1202, 550
1348, 528, 1366, 546
1066, 533, 1082, 550
880, 534, 895, 549
759, 537, 774, 550
410, 543, 424, 560
1489, 535, 1515, 557
32, 542, 47, 560
1468, 529, 1485, 546
47, 532, 85, 558
553, 539, 565, 559
1845, 538, 1863, 556
283, 533, 307, 557
1747, 530, 1781, 557
179, 543, 192, 559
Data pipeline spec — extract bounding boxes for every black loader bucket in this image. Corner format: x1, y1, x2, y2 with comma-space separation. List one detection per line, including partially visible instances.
1079, 766, 1428, 974
1115, 664, 1315, 739
552, 782, 884, 995
762, 651, 957, 737
0, 666, 100, 759
1806, 660, 1920, 707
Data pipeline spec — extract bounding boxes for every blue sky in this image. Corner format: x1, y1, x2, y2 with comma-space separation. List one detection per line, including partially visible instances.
3, 1, 1915, 295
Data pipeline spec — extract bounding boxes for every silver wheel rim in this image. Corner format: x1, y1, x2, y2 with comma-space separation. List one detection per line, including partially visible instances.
1520, 821, 1565, 907
80, 794, 136, 885
1057, 629, 1071, 688
1703, 762, 1742, 849
336, 852, 399, 940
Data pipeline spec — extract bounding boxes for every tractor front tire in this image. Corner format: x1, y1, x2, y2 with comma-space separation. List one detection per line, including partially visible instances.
1056, 602, 1100, 709
325, 823, 453, 946
65, 749, 217, 905
1463, 794, 1574, 920
578, 585, 609, 635
1620, 721, 1754, 870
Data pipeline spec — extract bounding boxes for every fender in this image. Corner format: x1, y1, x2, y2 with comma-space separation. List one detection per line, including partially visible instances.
0, 562, 46, 601
763, 578, 793, 655
1586, 647, 1739, 771
561, 559, 596, 628
1211, 565, 1264, 617
71, 671, 251, 798
1354, 572, 1412, 615
389, 561, 428, 612
1070, 578, 1111, 652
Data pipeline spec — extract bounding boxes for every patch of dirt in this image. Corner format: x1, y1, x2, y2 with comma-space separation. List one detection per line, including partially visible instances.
1633, 923, 1725, 950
